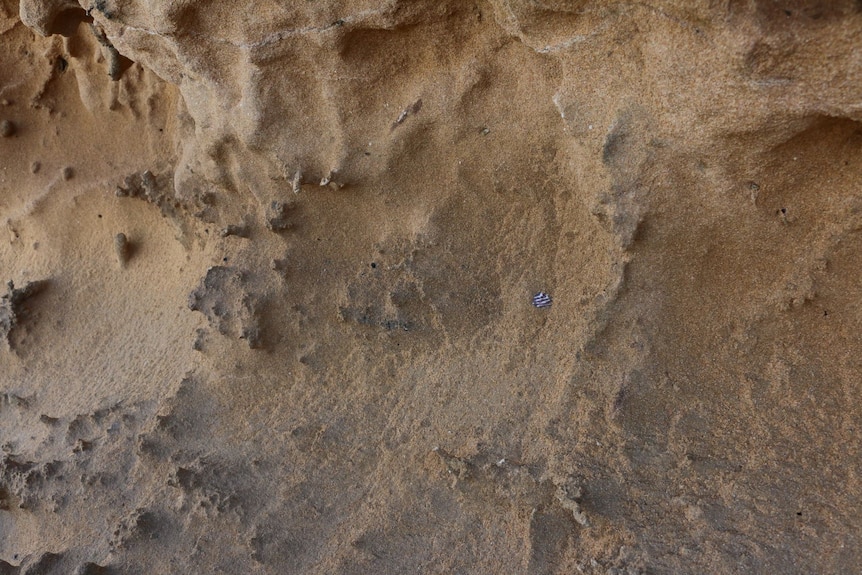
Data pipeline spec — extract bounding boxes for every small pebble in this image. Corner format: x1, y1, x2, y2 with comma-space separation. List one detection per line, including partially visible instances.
114, 233, 130, 266
30, 161, 40, 174
0, 120, 15, 137
219, 223, 249, 238
62, 166, 74, 180
292, 170, 302, 194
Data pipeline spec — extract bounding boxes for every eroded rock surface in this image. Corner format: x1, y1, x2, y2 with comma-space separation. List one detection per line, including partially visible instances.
2, 0, 862, 573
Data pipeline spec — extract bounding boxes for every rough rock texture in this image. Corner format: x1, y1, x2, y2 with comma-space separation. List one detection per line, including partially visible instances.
2, 0, 862, 573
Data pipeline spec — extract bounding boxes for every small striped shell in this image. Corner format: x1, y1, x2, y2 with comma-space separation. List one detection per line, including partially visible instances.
532, 292, 552, 308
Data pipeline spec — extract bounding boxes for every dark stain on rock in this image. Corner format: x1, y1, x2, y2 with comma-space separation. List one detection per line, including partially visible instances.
1, 279, 49, 352
188, 267, 263, 348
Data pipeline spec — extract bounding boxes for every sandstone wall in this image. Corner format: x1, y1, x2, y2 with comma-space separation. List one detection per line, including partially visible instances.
1, 1, 861, 573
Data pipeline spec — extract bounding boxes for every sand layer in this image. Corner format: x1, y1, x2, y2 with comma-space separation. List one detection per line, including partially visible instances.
2, 0, 862, 573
